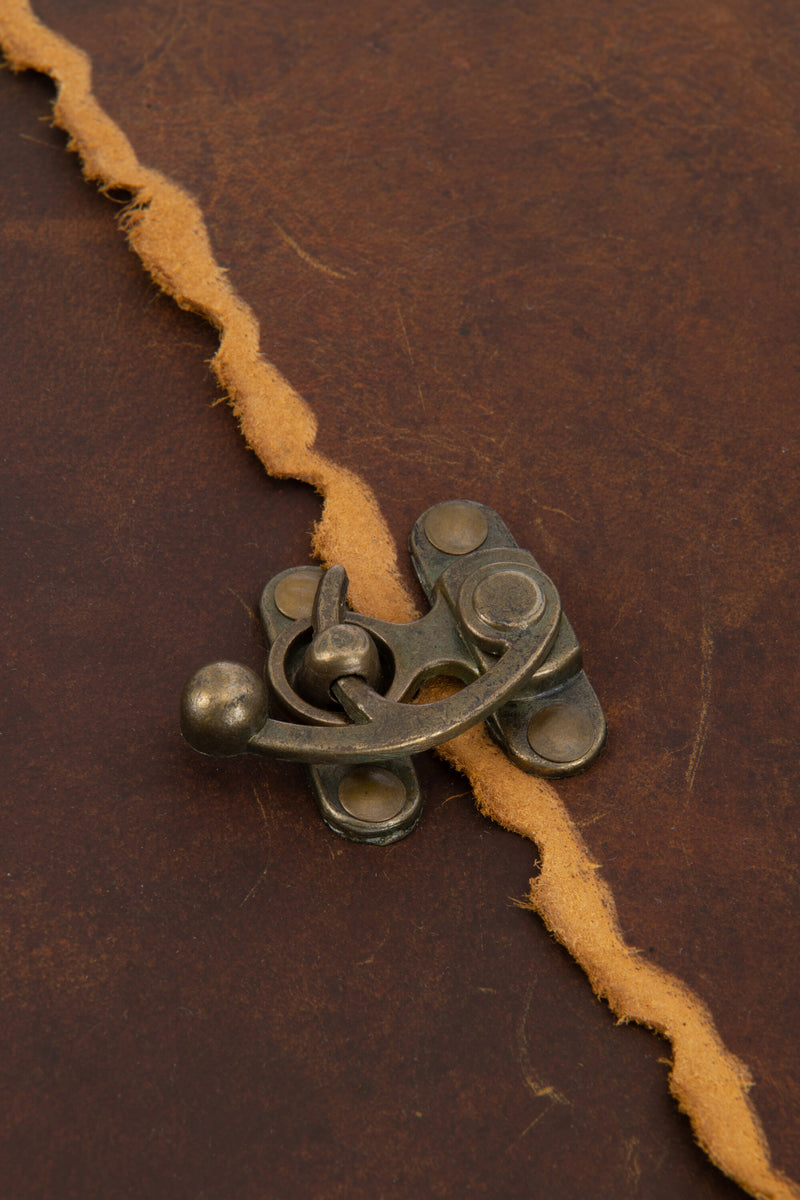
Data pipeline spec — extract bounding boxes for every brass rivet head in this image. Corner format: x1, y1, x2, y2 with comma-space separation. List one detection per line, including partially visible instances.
473, 568, 545, 629
274, 567, 324, 619
423, 501, 489, 555
527, 704, 597, 764
338, 766, 407, 822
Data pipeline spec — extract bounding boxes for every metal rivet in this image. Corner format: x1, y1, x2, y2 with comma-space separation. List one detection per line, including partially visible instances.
338, 766, 407, 822
527, 704, 597, 764
473, 568, 545, 629
274, 567, 323, 619
423, 501, 489, 555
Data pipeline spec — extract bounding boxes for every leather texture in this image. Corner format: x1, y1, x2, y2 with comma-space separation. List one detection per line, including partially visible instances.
1, 2, 798, 1196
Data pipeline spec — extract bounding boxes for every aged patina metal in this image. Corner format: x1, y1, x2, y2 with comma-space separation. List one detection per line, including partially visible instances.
181, 501, 606, 842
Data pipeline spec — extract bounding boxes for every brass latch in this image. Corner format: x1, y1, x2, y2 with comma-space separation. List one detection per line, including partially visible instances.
180, 501, 605, 843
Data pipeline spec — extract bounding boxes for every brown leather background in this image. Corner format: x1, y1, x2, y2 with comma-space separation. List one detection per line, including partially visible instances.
2, 2, 798, 1196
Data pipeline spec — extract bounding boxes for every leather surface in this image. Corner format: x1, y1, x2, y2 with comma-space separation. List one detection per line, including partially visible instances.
1, 2, 798, 1196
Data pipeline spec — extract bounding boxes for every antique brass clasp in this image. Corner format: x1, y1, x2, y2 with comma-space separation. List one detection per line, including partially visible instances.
180, 501, 605, 843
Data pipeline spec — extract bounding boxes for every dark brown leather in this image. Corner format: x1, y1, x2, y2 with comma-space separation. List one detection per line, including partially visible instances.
2, 2, 798, 1196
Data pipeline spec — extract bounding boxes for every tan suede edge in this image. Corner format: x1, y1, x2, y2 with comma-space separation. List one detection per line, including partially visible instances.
1, 3, 797, 1197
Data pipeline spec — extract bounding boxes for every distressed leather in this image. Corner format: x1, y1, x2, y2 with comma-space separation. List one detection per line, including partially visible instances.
1, 2, 798, 1196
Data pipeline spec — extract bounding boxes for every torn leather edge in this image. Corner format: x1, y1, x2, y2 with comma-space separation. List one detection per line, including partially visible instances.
0, 4, 796, 1198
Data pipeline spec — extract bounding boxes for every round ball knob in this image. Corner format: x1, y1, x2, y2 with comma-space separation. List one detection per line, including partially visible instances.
296, 623, 381, 709
180, 661, 268, 756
